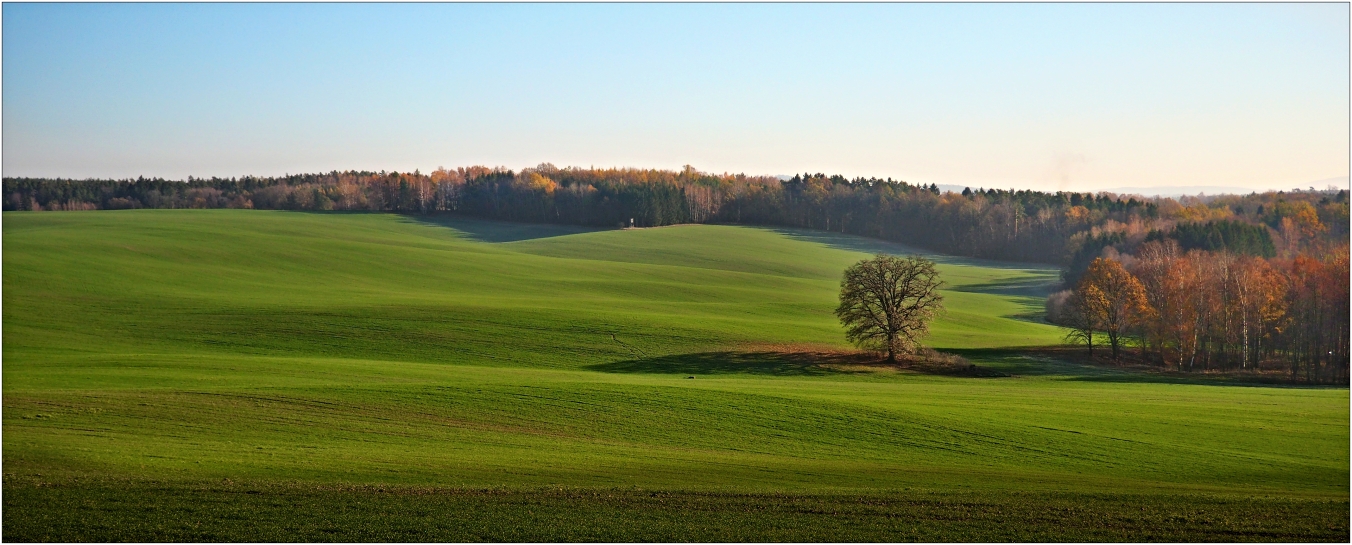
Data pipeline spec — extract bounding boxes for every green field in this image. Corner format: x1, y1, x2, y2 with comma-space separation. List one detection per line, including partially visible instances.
4, 210, 1347, 541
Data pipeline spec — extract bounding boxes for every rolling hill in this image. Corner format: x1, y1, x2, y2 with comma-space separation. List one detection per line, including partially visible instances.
3, 210, 1346, 541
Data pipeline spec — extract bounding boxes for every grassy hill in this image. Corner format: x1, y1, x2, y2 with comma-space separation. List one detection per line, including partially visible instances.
4, 210, 1347, 541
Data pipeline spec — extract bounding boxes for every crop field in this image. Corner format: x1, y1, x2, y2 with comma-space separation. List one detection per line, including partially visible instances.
3, 210, 1348, 541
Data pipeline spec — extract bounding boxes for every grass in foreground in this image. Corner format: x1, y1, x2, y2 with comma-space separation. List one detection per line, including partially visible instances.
3, 210, 1347, 541
6, 483, 1346, 542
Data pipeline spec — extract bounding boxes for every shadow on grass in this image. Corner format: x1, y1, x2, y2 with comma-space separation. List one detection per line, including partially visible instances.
948, 347, 1346, 389
950, 276, 1060, 298
767, 227, 1057, 271
943, 348, 1124, 378
403, 214, 611, 243
604, 345, 1346, 387
586, 351, 875, 376
587, 350, 1011, 378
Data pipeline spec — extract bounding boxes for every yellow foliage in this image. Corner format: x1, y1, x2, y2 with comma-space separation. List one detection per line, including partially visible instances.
1172, 204, 1232, 223
1291, 202, 1326, 238
1076, 258, 1150, 342
518, 172, 558, 194
1064, 206, 1090, 223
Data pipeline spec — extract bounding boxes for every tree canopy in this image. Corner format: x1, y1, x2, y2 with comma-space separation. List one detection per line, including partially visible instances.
835, 254, 945, 362
1075, 258, 1150, 360
5, 166, 1346, 269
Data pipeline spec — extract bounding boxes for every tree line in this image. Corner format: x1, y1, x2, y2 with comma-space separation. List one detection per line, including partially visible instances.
5, 164, 1346, 381
9, 164, 1344, 270
1044, 183, 1347, 383
1048, 243, 1349, 383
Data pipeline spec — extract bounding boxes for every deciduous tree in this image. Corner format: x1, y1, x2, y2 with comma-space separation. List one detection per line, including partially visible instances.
835, 254, 945, 362
1076, 257, 1150, 360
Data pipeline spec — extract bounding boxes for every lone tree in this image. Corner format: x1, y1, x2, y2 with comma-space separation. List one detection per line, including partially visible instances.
835, 254, 945, 362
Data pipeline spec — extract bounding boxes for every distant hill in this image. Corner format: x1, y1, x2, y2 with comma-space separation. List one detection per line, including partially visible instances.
1106, 177, 1349, 198
942, 184, 1250, 197
931, 177, 1351, 198
1102, 186, 1259, 198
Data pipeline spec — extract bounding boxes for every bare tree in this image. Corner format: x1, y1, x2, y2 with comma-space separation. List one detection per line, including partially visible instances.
1056, 289, 1097, 357
835, 254, 945, 362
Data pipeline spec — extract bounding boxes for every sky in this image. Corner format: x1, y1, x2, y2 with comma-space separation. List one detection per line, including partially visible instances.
3, 3, 1348, 193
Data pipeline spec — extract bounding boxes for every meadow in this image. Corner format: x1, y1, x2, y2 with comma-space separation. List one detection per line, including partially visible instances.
4, 210, 1347, 541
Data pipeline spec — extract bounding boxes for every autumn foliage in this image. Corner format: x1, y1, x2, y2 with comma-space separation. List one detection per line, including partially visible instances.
1073, 258, 1150, 359
4, 165, 1346, 383
4, 165, 1347, 269
1052, 243, 1349, 383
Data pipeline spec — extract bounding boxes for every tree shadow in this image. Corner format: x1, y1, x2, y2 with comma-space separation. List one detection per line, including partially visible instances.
944, 276, 1061, 327
587, 350, 1012, 378
949, 276, 1060, 298
403, 214, 611, 243
767, 227, 1057, 271
947, 347, 1346, 389
1059, 373, 1341, 388
586, 351, 875, 376
943, 348, 1125, 378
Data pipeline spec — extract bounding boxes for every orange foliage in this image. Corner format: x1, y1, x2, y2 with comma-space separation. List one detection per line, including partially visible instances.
1075, 257, 1150, 359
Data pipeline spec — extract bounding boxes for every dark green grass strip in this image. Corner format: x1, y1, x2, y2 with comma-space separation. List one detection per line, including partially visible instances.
4, 482, 1346, 542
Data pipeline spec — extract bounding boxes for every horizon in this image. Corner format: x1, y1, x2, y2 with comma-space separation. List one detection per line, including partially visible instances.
6, 165, 1346, 199
3, 3, 1348, 193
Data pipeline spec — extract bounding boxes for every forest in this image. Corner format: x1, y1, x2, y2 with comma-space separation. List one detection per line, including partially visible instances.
5, 165, 1347, 382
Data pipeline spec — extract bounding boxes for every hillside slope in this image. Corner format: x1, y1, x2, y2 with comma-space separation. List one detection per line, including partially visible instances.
3, 210, 1346, 540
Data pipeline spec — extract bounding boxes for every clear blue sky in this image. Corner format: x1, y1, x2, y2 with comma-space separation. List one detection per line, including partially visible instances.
3, 3, 1348, 192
